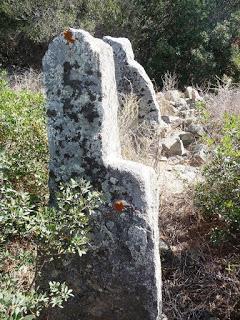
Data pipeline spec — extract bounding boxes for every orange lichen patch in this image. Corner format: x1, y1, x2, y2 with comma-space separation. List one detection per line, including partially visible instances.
113, 200, 130, 212
63, 29, 75, 44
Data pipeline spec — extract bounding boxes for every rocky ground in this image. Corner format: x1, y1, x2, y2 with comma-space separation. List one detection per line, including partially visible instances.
157, 86, 207, 196
156, 87, 240, 320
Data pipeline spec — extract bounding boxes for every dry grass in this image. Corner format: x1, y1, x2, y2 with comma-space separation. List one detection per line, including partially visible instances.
162, 71, 179, 92
205, 79, 240, 123
9, 68, 43, 92
118, 93, 164, 170
160, 191, 240, 320
2, 241, 36, 291
156, 92, 178, 116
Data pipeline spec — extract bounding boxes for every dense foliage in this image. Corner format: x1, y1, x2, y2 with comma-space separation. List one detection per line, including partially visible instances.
195, 114, 240, 241
0, 73, 101, 319
0, 0, 239, 86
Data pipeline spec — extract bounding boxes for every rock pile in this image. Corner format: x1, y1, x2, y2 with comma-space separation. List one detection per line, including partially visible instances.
157, 87, 208, 165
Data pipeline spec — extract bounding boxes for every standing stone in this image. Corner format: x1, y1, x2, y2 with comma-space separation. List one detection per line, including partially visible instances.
103, 36, 161, 125
43, 28, 161, 320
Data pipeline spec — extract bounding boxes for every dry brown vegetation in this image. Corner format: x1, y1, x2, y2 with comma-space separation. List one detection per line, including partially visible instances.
119, 84, 240, 320
205, 82, 240, 122
161, 71, 179, 93
9, 68, 43, 92
2, 241, 36, 291
118, 93, 164, 170
160, 191, 240, 320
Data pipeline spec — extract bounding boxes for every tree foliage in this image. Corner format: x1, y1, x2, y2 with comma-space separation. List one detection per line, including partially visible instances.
0, 0, 239, 85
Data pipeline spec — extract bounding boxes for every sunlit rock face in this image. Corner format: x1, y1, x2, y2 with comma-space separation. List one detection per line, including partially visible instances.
43, 28, 161, 320
103, 36, 161, 125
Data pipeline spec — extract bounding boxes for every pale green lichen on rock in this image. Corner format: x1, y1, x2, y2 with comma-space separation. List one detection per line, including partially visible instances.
43, 28, 162, 320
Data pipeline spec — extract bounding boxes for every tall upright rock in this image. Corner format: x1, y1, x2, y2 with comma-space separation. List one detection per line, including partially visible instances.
103, 36, 161, 125
43, 28, 161, 320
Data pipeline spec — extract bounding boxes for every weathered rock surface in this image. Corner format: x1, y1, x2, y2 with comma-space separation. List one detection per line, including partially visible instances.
179, 131, 195, 147
174, 97, 188, 109
185, 86, 203, 101
191, 144, 208, 165
183, 117, 197, 126
103, 36, 161, 125
186, 123, 205, 137
161, 136, 186, 157
161, 116, 183, 129
43, 28, 161, 320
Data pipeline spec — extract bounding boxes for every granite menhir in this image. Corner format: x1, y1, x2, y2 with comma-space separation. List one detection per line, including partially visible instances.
42, 28, 161, 320
103, 36, 161, 125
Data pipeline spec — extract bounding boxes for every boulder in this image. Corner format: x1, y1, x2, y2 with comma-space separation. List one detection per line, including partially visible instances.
191, 144, 208, 165
185, 86, 203, 102
186, 123, 205, 137
179, 131, 195, 147
183, 117, 197, 127
161, 116, 183, 129
175, 98, 188, 109
161, 136, 186, 157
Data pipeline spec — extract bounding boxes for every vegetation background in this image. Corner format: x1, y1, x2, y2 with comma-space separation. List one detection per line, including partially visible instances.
0, 0, 240, 86
0, 0, 240, 319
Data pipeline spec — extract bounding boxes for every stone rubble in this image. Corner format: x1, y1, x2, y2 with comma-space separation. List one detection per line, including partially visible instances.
161, 135, 186, 157
159, 86, 207, 162
156, 85, 208, 197
178, 131, 196, 147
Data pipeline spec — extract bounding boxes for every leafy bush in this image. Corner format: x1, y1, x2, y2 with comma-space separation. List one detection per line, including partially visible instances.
0, 72, 101, 319
0, 173, 100, 319
195, 114, 240, 237
0, 70, 48, 196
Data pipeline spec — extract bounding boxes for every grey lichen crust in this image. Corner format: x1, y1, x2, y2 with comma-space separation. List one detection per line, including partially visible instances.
43, 28, 161, 320
103, 36, 161, 125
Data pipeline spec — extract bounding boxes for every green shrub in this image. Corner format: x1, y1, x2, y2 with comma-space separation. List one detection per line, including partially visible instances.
0, 72, 102, 319
0, 173, 101, 319
195, 114, 240, 236
0, 71, 48, 197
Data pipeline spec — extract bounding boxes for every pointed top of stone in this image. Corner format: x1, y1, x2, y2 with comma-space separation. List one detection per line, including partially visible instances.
103, 35, 162, 125
103, 36, 135, 60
